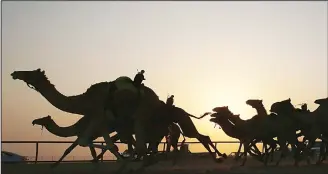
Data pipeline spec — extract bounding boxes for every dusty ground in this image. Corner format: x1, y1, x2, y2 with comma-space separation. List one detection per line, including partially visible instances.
2, 158, 328, 174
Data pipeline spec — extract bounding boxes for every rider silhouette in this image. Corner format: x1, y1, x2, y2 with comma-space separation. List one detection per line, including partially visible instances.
301, 103, 310, 112
133, 70, 145, 88
166, 95, 174, 106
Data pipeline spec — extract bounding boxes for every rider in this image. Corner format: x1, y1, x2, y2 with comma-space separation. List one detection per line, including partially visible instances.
166, 95, 174, 106
133, 70, 145, 88
301, 103, 310, 112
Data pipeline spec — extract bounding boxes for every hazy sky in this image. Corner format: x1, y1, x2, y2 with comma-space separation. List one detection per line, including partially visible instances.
2, 2, 327, 156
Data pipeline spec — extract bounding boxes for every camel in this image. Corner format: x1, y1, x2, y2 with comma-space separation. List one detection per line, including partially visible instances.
243, 99, 277, 162
273, 99, 328, 164
158, 105, 227, 160
11, 69, 219, 167
31, 102, 217, 169
314, 97, 328, 164
268, 98, 314, 166
270, 97, 328, 165
209, 106, 278, 166
11, 68, 181, 168
211, 101, 306, 166
32, 115, 137, 167
31, 114, 173, 167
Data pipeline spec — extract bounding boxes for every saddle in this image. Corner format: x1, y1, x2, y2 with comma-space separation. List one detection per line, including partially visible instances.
104, 76, 145, 120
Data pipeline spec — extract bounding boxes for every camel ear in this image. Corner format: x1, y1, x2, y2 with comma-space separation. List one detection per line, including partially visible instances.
288, 98, 291, 102
41, 70, 45, 74
37, 68, 41, 72
260, 100, 263, 102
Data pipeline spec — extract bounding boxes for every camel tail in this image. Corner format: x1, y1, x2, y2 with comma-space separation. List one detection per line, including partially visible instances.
187, 112, 212, 119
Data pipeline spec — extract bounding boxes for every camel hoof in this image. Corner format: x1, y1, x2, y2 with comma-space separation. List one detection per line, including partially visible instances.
222, 153, 228, 159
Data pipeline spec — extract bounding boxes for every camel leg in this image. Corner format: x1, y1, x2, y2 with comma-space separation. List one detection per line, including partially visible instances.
93, 133, 122, 161
235, 142, 243, 161
317, 139, 328, 164
77, 109, 123, 162
197, 134, 227, 162
89, 146, 99, 163
263, 144, 270, 165
293, 139, 306, 166
305, 138, 315, 165
171, 136, 186, 165
241, 140, 260, 166
320, 142, 328, 162
268, 142, 277, 163
316, 141, 325, 165
133, 139, 163, 174
51, 141, 78, 168
171, 137, 181, 166
166, 138, 172, 153
200, 134, 227, 158
241, 141, 251, 166
275, 138, 289, 166
102, 133, 129, 174
269, 140, 278, 163
263, 139, 277, 165
133, 118, 148, 159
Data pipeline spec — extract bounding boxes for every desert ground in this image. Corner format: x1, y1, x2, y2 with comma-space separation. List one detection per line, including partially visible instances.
3, 157, 328, 174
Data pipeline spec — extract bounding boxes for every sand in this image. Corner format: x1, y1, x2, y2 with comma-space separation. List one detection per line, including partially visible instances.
2, 158, 328, 174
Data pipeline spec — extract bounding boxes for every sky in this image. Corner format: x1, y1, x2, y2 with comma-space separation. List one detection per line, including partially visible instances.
1, 1, 327, 158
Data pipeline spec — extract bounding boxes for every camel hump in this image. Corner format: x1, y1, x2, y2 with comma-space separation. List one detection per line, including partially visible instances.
114, 76, 144, 96
115, 76, 133, 83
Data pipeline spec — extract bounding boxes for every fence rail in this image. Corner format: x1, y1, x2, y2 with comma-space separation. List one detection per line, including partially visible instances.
1, 140, 242, 164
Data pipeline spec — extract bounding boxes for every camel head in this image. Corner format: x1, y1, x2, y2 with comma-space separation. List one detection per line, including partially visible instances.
210, 106, 234, 123
270, 98, 294, 114
246, 99, 263, 108
11, 68, 49, 90
32, 115, 52, 127
314, 97, 328, 105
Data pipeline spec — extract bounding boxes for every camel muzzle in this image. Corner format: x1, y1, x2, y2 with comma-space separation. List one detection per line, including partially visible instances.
11, 73, 18, 80
209, 118, 217, 122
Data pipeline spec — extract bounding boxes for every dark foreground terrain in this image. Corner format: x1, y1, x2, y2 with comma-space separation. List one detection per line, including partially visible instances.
2, 158, 328, 174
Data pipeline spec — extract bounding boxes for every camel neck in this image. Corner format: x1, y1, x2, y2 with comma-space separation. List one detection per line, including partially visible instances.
43, 118, 86, 137
254, 105, 268, 116
216, 118, 241, 139
36, 82, 86, 116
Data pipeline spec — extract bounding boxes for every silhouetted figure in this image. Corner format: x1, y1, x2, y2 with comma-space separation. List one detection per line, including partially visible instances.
301, 103, 310, 112
133, 70, 145, 88
166, 95, 174, 106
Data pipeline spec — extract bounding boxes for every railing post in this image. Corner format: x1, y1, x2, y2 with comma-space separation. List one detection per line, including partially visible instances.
101, 143, 104, 162
35, 142, 39, 164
